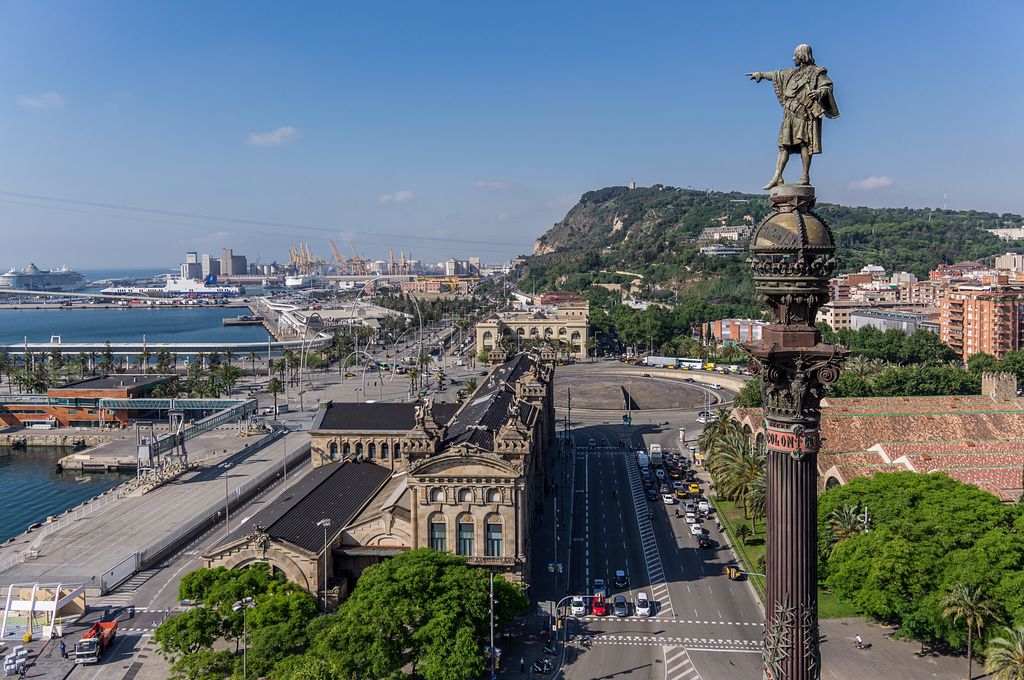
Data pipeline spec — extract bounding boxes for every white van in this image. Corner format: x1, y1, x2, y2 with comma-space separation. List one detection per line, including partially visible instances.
570, 596, 587, 616
636, 592, 652, 617
698, 501, 710, 514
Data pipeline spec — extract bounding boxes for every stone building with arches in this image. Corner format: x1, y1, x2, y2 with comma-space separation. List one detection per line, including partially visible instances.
476, 299, 589, 361
202, 352, 554, 600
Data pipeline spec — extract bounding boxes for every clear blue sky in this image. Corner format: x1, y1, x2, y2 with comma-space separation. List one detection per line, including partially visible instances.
1, 1, 1021, 268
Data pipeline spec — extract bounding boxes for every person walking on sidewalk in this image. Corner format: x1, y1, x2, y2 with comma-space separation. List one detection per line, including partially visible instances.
59, 640, 67, 659
520, 656, 525, 673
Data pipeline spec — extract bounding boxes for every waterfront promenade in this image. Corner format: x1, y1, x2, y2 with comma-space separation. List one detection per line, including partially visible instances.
0, 419, 310, 593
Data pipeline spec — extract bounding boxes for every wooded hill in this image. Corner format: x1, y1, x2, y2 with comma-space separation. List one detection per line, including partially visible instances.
522, 184, 1019, 300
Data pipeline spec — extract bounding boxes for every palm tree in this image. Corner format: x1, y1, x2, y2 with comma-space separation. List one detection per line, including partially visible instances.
267, 377, 282, 419
84, 351, 97, 376
734, 523, 752, 545
985, 626, 1024, 680
138, 349, 152, 374
942, 582, 998, 680
711, 434, 763, 518
224, 348, 236, 367
828, 504, 864, 554
246, 351, 259, 376
745, 468, 767, 531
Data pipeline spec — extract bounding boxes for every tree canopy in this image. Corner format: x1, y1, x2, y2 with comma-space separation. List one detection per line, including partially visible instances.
818, 472, 1024, 651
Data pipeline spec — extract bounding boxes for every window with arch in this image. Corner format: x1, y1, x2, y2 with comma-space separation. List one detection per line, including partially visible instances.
430, 487, 445, 503
487, 488, 502, 504
558, 327, 567, 336
516, 328, 525, 337
429, 515, 446, 552
368, 442, 376, 459
381, 443, 389, 459
485, 515, 503, 557
355, 442, 363, 456
343, 442, 351, 456
329, 441, 338, 459
544, 327, 553, 337
458, 488, 473, 503
394, 442, 401, 459
529, 327, 539, 336
457, 515, 474, 555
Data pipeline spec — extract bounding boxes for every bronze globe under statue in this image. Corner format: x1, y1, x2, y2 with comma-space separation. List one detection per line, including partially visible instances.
747, 44, 840, 190
741, 44, 846, 680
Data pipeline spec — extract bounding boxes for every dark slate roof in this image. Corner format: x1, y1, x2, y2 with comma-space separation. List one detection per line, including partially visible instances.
314, 401, 459, 432
444, 353, 532, 449
219, 460, 392, 553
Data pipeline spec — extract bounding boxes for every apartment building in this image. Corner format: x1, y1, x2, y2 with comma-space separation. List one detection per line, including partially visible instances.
940, 277, 1024, 360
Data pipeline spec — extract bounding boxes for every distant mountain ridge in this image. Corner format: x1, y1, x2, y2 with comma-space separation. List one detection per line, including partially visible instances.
525, 184, 1019, 293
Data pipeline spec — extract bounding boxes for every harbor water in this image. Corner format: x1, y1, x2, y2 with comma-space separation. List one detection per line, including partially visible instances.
0, 306, 270, 345
0, 446, 134, 544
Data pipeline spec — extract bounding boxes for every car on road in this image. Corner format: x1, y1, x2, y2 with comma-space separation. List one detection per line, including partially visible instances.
710, 383, 722, 390
646, 489, 659, 502
674, 488, 687, 499
642, 373, 651, 377
592, 594, 608, 616
689, 522, 705, 536
571, 596, 587, 616
697, 536, 713, 549
659, 484, 670, 494
698, 501, 710, 514
593, 578, 607, 597
685, 511, 697, 523
688, 483, 701, 495
636, 593, 652, 617
662, 493, 676, 504
683, 501, 696, 513
612, 595, 629, 617
668, 468, 681, 479
613, 570, 628, 588
672, 480, 684, 490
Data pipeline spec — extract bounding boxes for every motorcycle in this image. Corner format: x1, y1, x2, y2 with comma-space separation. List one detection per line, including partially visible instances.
543, 643, 559, 655
580, 635, 592, 648
533, 658, 554, 674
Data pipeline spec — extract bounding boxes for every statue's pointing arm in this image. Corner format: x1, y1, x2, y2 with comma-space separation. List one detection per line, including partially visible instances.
747, 70, 778, 83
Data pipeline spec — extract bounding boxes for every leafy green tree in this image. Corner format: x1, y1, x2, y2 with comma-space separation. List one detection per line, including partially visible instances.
168, 648, 235, 680
154, 606, 222, 658
967, 353, 1000, 374
733, 378, 762, 408
985, 626, 1024, 680
943, 583, 998, 680
306, 549, 527, 680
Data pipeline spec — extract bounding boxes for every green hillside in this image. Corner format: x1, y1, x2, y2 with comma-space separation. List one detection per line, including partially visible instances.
522, 184, 1018, 301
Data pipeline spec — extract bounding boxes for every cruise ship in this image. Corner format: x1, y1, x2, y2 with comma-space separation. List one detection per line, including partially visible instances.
101, 275, 242, 297
0, 264, 87, 292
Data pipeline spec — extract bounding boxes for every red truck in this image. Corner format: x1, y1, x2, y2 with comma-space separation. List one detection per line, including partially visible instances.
74, 621, 117, 664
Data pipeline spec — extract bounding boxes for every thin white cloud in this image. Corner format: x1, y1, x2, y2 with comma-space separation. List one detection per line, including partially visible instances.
247, 126, 298, 146
474, 180, 508, 190
16, 91, 64, 109
378, 190, 415, 204
848, 176, 893, 191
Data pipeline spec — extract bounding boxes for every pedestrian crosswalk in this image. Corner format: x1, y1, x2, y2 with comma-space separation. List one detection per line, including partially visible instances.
577, 615, 762, 626
664, 646, 701, 680
623, 455, 673, 616
94, 569, 161, 608
589, 634, 762, 652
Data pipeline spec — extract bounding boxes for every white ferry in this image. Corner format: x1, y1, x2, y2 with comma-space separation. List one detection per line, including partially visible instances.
101, 275, 242, 298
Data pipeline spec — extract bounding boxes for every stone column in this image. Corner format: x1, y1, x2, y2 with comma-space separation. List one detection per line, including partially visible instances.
744, 185, 845, 680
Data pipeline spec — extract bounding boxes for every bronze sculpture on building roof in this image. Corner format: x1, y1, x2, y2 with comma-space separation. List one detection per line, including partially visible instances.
748, 44, 840, 190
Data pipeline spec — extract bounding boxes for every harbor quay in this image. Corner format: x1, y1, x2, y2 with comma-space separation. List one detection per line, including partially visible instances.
0, 422, 310, 596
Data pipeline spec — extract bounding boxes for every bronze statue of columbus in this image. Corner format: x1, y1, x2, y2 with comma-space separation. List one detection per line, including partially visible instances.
748, 44, 839, 190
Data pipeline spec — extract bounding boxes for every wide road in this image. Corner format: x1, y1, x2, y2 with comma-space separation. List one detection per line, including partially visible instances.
556, 397, 763, 679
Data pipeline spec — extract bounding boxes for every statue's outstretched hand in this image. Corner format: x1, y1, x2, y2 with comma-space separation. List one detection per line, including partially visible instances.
746, 72, 762, 82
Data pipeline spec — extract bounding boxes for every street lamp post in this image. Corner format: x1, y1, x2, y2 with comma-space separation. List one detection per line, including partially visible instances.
316, 518, 331, 611
281, 429, 288, 489
232, 597, 256, 679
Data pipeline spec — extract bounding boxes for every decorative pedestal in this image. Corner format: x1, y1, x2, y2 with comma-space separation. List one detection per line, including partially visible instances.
743, 185, 846, 680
